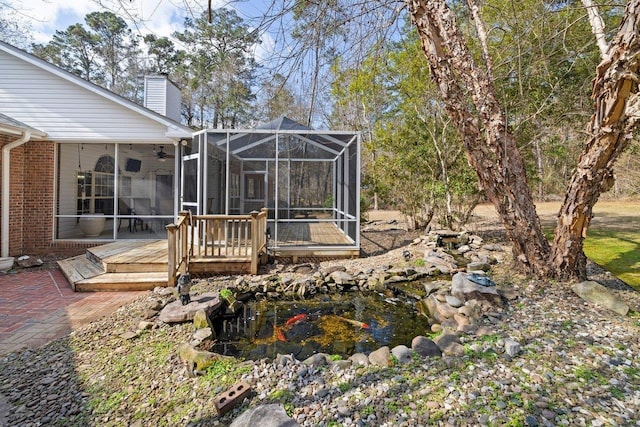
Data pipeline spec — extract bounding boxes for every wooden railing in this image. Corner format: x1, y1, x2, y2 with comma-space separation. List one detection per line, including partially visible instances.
166, 208, 268, 286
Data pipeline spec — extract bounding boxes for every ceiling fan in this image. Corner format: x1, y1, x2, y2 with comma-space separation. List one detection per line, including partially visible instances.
154, 145, 175, 161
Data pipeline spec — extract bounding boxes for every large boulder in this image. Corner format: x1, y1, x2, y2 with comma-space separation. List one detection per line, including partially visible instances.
230, 404, 300, 427
573, 281, 630, 316
451, 273, 502, 308
158, 292, 221, 324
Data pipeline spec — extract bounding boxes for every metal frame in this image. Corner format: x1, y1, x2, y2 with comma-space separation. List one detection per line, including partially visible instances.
187, 118, 360, 253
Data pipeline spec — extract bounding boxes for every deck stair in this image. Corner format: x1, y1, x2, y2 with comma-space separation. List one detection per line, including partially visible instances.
58, 240, 169, 292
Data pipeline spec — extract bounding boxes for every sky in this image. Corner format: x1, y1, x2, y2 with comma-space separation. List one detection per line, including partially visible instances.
6, 0, 260, 45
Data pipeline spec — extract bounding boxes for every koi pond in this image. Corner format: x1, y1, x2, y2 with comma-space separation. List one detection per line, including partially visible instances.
210, 292, 431, 360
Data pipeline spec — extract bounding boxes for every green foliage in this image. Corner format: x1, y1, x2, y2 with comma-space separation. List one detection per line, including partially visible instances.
333, 30, 480, 229
174, 9, 259, 128
202, 358, 251, 388
337, 382, 351, 392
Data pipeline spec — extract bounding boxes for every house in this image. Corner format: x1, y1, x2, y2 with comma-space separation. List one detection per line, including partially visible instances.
0, 40, 360, 279
0, 40, 192, 258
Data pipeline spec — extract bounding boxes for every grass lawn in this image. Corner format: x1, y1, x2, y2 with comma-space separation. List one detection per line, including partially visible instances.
584, 229, 640, 291
476, 200, 640, 291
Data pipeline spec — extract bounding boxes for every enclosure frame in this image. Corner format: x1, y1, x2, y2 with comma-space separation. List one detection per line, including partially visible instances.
187, 117, 360, 256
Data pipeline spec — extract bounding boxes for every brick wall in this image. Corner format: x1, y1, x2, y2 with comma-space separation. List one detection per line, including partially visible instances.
0, 137, 89, 257
22, 141, 55, 254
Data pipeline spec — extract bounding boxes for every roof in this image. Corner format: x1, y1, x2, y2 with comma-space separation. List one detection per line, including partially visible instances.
0, 113, 47, 138
201, 116, 359, 161
255, 116, 313, 131
0, 40, 191, 139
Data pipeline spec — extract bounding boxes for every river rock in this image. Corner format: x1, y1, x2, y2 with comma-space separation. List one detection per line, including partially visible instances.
329, 271, 356, 286
158, 292, 221, 324
230, 404, 300, 427
434, 334, 465, 357
369, 346, 391, 366
349, 353, 370, 366
303, 353, 328, 367
16, 255, 42, 268
412, 336, 442, 358
391, 345, 413, 364
466, 261, 491, 272
446, 295, 463, 308
572, 281, 630, 316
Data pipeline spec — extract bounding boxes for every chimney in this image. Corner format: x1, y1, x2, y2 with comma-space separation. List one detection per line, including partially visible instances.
143, 75, 181, 122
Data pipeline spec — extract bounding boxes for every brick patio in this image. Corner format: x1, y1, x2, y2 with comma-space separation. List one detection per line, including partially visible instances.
0, 269, 145, 356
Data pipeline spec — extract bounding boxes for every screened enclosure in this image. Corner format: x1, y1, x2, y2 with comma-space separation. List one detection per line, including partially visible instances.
186, 117, 360, 256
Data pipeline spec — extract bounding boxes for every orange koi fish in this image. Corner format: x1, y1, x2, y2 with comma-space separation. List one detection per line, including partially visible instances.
336, 315, 370, 330
285, 313, 308, 327
274, 326, 286, 342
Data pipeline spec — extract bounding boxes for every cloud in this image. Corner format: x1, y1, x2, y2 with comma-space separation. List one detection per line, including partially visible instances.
6, 0, 216, 44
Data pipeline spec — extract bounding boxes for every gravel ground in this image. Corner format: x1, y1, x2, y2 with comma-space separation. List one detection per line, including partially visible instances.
1, 210, 639, 427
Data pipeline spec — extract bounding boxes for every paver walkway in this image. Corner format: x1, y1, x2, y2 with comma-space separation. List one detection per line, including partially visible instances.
0, 269, 145, 356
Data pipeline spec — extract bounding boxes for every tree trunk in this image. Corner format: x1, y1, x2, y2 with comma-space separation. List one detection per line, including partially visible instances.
406, 0, 552, 276
551, 0, 640, 279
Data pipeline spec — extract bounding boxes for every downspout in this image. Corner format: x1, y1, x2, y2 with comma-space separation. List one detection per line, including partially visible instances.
2, 131, 31, 257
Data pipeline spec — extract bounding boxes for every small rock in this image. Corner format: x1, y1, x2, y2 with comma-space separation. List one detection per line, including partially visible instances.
504, 338, 521, 357
137, 321, 154, 330
119, 331, 138, 340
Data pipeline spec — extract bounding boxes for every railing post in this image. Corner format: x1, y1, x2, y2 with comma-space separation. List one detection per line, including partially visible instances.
250, 210, 259, 274
166, 223, 178, 287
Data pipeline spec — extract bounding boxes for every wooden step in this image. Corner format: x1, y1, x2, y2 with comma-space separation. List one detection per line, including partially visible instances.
74, 272, 168, 292
58, 255, 105, 291
87, 240, 168, 273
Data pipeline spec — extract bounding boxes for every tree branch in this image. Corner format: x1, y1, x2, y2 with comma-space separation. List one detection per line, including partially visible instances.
581, 0, 608, 59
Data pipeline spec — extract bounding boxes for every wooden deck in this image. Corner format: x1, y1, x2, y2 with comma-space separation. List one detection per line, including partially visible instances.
58, 220, 359, 291
272, 221, 360, 260
275, 222, 354, 246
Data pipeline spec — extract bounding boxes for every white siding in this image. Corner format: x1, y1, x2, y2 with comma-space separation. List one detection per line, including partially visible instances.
0, 49, 185, 142
144, 76, 182, 123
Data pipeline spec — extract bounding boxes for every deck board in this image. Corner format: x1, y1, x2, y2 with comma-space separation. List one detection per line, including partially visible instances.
275, 222, 353, 246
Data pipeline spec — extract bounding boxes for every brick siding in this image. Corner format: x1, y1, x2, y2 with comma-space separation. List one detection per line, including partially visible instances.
0, 136, 88, 257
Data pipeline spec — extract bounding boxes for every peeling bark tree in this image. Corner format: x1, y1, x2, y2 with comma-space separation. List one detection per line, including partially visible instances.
552, 1, 640, 279
406, 0, 552, 277
406, 0, 640, 279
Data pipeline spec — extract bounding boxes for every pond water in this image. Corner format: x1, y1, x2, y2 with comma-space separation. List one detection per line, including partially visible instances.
210, 292, 432, 361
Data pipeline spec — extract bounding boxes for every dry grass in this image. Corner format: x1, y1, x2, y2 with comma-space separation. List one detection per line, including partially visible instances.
367, 199, 640, 288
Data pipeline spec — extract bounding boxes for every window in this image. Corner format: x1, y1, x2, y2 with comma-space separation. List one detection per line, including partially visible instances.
76, 155, 115, 215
